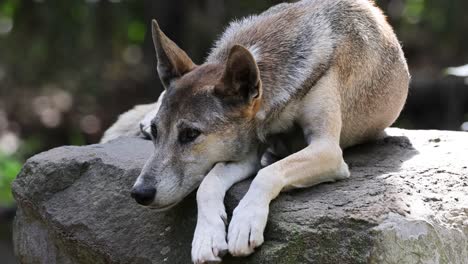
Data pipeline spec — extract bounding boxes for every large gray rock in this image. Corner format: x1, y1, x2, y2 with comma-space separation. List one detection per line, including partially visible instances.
12, 129, 468, 264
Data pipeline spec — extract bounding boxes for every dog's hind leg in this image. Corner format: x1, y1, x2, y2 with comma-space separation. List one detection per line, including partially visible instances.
192, 151, 260, 264
228, 69, 350, 256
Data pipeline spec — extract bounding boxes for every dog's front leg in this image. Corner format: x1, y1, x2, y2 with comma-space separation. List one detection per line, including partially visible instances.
228, 78, 350, 256
192, 152, 260, 264
228, 137, 350, 256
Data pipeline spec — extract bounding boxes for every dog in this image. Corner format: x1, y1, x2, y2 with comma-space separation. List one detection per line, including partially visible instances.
101, 0, 409, 263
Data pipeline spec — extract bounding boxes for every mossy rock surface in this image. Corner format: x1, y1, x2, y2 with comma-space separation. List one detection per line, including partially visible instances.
12, 129, 468, 263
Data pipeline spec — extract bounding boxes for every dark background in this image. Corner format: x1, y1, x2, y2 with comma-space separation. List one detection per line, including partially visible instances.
1, 0, 467, 262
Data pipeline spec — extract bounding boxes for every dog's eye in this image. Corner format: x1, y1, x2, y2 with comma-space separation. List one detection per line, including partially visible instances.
178, 128, 201, 144
151, 123, 158, 139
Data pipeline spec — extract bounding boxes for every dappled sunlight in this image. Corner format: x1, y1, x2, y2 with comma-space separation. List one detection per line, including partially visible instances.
394, 130, 468, 229
80, 114, 101, 135
446, 64, 468, 77
461, 122, 468, 131
32, 89, 74, 128
0, 16, 12, 35
123, 45, 143, 65
0, 132, 19, 156
446, 64, 468, 86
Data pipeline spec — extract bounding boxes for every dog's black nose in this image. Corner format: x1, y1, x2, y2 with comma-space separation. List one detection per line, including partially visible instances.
131, 187, 156, 206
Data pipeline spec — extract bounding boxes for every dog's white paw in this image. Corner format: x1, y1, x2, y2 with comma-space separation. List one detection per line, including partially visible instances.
191, 212, 228, 264
227, 199, 268, 256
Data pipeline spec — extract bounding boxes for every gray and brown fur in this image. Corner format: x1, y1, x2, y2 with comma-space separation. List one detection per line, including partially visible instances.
204, 0, 408, 145
102, 0, 409, 263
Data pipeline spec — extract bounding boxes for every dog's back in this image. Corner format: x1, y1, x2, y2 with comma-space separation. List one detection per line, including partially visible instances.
207, 0, 409, 147
101, 3, 410, 261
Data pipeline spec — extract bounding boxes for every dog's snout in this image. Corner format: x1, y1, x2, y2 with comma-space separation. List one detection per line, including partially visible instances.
131, 186, 156, 206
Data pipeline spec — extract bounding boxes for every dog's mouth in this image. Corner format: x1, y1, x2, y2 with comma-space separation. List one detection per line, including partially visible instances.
137, 174, 206, 212
146, 202, 179, 212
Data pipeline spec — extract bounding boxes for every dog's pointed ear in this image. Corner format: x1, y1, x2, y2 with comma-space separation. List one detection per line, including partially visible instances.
215, 45, 262, 104
152, 19, 195, 88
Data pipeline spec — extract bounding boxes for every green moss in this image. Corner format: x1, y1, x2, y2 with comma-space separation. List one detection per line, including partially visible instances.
277, 218, 375, 264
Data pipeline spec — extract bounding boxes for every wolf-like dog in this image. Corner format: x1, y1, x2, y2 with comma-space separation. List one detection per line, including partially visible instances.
101, 0, 409, 262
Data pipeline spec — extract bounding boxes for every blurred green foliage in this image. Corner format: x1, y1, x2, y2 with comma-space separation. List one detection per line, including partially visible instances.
0, 0, 18, 18
128, 21, 146, 44
0, 152, 21, 206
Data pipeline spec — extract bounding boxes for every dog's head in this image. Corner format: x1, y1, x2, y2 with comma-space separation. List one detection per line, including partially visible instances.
131, 20, 262, 209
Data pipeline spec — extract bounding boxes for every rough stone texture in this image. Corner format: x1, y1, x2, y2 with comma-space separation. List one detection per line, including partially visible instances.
12, 128, 468, 264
